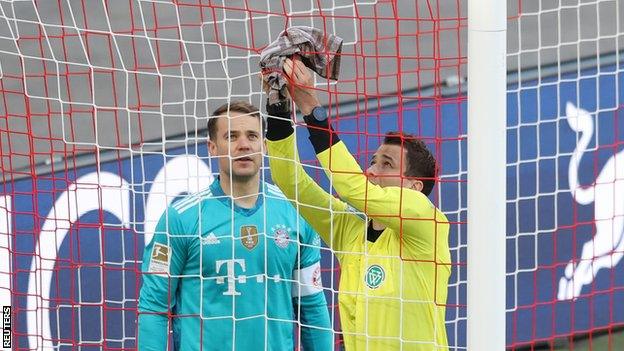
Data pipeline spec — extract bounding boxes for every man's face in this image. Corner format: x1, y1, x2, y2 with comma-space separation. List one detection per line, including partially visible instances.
208, 112, 263, 182
366, 143, 407, 188
367, 143, 425, 191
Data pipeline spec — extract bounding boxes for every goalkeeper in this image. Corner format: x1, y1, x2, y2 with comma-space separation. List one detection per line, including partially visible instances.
137, 101, 332, 350
264, 58, 451, 350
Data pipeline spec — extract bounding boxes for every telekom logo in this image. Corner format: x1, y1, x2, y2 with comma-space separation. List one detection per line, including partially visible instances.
215, 259, 246, 296
215, 259, 283, 296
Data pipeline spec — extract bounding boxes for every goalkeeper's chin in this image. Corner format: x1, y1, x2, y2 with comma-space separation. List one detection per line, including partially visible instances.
231, 161, 261, 180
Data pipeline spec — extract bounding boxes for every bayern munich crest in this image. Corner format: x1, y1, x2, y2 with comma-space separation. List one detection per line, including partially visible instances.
272, 224, 291, 248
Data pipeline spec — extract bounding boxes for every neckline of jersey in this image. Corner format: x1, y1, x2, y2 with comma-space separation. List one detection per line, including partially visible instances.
209, 176, 265, 217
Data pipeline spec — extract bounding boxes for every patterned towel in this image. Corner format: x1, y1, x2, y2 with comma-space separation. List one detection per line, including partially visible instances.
260, 26, 343, 106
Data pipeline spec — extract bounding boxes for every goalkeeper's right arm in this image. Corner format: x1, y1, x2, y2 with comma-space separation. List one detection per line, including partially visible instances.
138, 207, 187, 350
265, 103, 363, 254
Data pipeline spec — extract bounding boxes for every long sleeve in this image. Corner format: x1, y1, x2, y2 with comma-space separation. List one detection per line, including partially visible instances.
296, 292, 333, 350
293, 221, 333, 351
267, 132, 364, 254
137, 207, 188, 351
317, 140, 450, 261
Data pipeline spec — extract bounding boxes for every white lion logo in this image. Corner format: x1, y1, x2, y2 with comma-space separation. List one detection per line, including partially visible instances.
557, 102, 624, 300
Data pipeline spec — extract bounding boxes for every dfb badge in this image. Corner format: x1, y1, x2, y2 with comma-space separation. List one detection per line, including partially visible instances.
365, 264, 386, 289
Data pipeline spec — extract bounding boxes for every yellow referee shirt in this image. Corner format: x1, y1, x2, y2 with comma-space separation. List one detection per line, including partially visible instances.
267, 134, 451, 351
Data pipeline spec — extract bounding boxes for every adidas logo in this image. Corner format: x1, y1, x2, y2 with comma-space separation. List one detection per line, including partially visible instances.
201, 232, 221, 245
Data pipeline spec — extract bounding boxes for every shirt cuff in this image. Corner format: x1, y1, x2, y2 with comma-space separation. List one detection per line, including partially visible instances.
265, 100, 294, 141
303, 113, 340, 154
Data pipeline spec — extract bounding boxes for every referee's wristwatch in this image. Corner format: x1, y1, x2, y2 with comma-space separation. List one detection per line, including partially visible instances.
304, 105, 328, 124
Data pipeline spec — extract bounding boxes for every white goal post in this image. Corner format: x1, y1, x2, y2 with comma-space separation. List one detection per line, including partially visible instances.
467, 0, 507, 350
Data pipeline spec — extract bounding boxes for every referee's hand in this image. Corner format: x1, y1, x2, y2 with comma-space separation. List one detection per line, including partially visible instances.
283, 57, 320, 116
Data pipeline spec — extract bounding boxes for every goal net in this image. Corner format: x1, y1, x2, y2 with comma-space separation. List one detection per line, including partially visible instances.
0, 0, 621, 350
507, 1, 624, 350
0, 1, 466, 349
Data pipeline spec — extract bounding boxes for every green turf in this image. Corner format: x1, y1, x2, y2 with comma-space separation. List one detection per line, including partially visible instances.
551, 330, 624, 351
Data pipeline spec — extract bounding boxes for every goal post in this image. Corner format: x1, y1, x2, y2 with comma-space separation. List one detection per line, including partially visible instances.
467, 0, 507, 350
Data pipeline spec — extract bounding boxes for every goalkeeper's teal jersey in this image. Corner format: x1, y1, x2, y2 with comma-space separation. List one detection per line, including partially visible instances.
138, 177, 330, 351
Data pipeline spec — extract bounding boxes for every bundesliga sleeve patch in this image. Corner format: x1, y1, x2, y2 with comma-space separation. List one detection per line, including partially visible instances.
148, 243, 170, 273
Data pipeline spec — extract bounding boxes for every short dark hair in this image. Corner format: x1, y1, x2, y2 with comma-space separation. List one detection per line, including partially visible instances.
208, 101, 263, 140
383, 131, 437, 196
